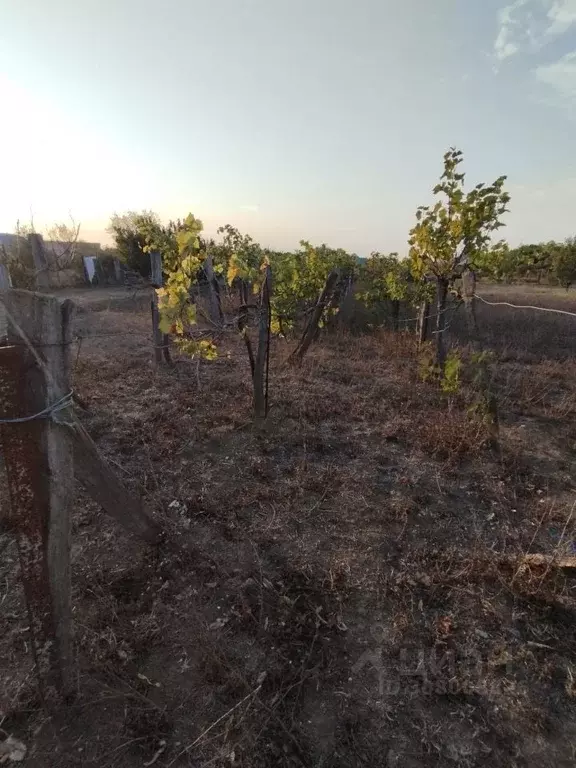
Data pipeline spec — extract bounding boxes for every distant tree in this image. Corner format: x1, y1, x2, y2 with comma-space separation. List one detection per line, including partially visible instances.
44, 216, 81, 272
107, 211, 161, 277
510, 242, 556, 283
3, 217, 82, 288
475, 241, 520, 283
553, 238, 576, 290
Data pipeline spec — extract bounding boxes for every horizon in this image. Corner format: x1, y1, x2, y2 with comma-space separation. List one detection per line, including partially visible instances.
1, 0, 575, 257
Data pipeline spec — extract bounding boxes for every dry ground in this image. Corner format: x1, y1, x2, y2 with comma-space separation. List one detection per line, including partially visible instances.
1, 283, 576, 767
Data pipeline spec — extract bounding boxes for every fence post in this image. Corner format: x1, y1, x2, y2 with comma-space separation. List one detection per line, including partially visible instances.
417, 301, 430, 346
434, 277, 449, 371
0, 263, 12, 290
337, 274, 354, 330
203, 254, 223, 327
150, 252, 171, 365
238, 304, 255, 378
462, 269, 478, 338
289, 269, 339, 365
0, 259, 10, 339
70, 421, 164, 544
253, 266, 272, 420
28, 234, 50, 292
0, 290, 75, 703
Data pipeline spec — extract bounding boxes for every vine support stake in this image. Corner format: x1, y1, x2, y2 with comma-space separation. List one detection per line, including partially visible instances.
253, 265, 272, 420
203, 253, 224, 328
0, 264, 11, 291
0, 290, 75, 704
417, 301, 430, 346
434, 277, 449, 372
462, 269, 478, 339
70, 420, 164, 544
289, 269, 340, 365
150, 251, 171, 365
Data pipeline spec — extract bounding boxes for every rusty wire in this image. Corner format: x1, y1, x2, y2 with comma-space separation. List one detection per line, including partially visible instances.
0, 390, 74, 424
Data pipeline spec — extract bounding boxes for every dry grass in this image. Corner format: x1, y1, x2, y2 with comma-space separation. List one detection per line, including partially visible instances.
1, 284, 576, 767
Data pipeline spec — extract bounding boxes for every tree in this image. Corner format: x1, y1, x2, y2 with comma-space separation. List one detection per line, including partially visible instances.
3, 218, 83, 289
409, 148, 510, 369
107, 211, 161, 277
475, 241, 520, 283
44, 217, 81, 272
553, 238, 576, 290
267, 241, 357, 334
510, 242, 555, 283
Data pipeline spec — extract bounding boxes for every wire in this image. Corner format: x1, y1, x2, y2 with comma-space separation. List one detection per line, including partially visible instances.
264, 278, 271, 417
0, 391, 74, 424
474, 293, 576, 318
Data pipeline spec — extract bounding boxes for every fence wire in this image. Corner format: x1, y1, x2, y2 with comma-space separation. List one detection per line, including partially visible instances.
474, 293, 576, 318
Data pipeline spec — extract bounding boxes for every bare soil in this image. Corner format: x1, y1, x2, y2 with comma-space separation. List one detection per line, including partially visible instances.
1, 284, 576, 767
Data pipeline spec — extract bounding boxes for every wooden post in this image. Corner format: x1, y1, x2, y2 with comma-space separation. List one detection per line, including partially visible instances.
0, 259, 10, 340
0, 263, 12, 290
253, 266, 272, 420
203, 254, 223, 327
239, 280, 250, 307
326, 273, 352, 333
337, 275, 354, 330
238, 304, 255, 378
462, 269, 478, 338
289, 269, 339, 365
149, 252, 170, 365
476, 356, 500, 457
150, 251, 162, 287
417, 301, 430, 346
28, 234, 50, 291
0, 291, 75, 702
434, 278, 449, 372
70, 421, 163, 544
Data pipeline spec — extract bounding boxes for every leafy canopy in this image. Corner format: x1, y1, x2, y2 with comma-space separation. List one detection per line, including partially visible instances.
409, 148, 510, 281
157, 213, 217, 360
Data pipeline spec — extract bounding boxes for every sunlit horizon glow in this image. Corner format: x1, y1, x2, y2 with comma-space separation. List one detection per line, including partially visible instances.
1, 0, 576, 256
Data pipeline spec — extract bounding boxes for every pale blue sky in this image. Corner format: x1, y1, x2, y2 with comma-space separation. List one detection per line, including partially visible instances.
0, 0, 575, 255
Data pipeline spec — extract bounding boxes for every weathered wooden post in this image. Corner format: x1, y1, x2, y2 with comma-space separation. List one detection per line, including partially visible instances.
288, 269, 339, 365
150, 250, 162, 289
238, 304, 255, 377
70, 421, 164, 543
0, 291, 75, 702
150, 252, 171, 365
337, 274, 355, 330
462, 268, 478, 337
0, 263, 12, 290
417, 301, 430, 346
203, 253, 223, 327
0, 261, 10, 339
434, 277, 449, 372
476, 355, 500, 457
253, 265, 272, 420
28, 234, 50, 292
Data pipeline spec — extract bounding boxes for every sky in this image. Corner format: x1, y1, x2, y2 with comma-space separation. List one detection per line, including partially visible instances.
0, 0, 575, 256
